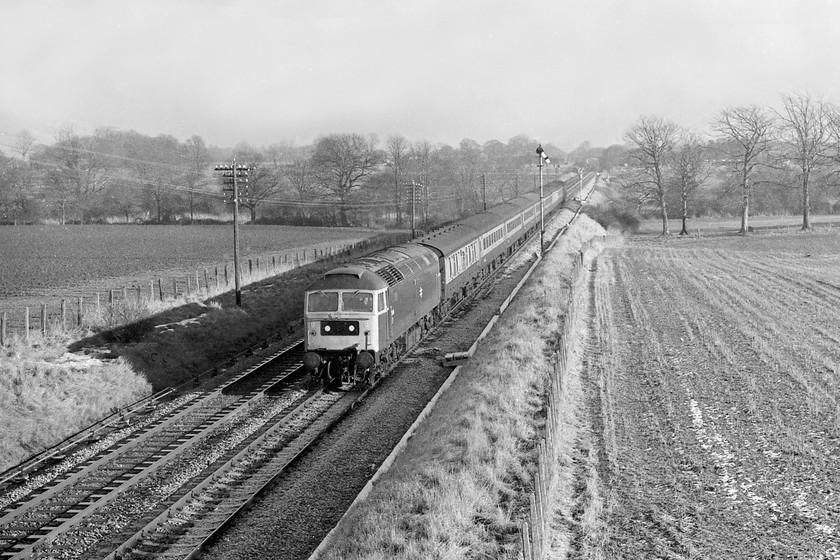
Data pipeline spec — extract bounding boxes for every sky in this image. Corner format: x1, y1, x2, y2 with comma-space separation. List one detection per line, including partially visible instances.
1, 0, 839, 154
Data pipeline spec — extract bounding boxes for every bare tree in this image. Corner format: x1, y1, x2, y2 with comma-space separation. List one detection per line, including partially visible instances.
623, 115, 678, 235
455, 138, 484, 216
282, 160, 318, 221
14, 130, 36, 160
713, 106, 774, 234
385, 134, 409, 227
409, 140, 434, 227
775, 92, 832, 230
311, 133, 381, 226
46, 127, 112, 224
184, 135, 208, 222
234, 149, 284, 223
672, 129, 712, 235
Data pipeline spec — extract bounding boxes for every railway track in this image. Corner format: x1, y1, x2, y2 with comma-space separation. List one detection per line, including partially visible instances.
0, 339, 358, 559
0, 174, 598, 560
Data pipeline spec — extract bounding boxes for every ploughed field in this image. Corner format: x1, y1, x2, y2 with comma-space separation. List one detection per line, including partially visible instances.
0, 225, 375, 306
0, 224, 376, 299
587, 232, 840, 558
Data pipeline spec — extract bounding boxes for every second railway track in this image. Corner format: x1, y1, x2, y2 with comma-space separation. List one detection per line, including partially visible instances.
0, 339, 361, 560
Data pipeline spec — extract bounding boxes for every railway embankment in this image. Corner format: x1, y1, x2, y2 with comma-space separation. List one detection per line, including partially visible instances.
310, 214, 609, 559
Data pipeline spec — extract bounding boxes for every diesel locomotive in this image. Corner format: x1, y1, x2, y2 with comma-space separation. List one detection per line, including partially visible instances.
302, 181, 569, 388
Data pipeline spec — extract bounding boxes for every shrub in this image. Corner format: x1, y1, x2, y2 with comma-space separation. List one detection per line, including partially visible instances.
585, 207, 640, 232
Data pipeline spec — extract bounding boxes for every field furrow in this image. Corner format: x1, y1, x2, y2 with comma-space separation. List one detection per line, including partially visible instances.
590, 239, 840, 559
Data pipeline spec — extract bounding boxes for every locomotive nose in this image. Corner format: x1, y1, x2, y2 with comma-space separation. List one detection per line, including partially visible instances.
303, 352, 321, 371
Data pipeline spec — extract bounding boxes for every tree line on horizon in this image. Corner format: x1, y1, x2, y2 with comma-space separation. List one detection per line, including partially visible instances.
0, 130, 576, 230
619, 91, 840, 235
2, 90, 839, 233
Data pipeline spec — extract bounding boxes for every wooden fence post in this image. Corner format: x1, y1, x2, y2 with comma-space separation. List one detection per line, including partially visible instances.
172, 278, 177, 298
520, 520, 532, 560
529, 492, 541, 559
61, 300, 67, 331
24, 307, 30, 342
78, 296, 83, 326
41, 303, 47, 335
158, 278, 164, 301
215, 266, 219, 290
204, 269, 209, 293
196, 270, 201, 293
95, 293, 101, 318
1, 312, 6, 346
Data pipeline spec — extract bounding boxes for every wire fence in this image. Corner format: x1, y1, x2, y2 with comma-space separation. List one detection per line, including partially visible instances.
518, 236, 602, 560
0, 233, 408, 346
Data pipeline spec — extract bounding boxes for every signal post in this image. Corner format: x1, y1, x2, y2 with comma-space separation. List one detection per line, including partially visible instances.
536, 145, 551, 257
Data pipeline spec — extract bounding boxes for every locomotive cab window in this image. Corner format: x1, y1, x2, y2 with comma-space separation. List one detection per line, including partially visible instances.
307, 291, 339, 312
378, 292, 386, 312
342, 291, 374, 312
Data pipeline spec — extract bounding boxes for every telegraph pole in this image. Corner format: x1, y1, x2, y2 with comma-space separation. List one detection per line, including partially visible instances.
536, 144, 551, 256
215, 159, 249, 307
411, 180, 417, 238
578, 168, 583, 201
482, 173, 487, 211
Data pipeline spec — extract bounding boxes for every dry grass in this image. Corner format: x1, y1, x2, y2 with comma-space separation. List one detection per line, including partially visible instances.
0, 329, 151, 470
317, 215, 608, 560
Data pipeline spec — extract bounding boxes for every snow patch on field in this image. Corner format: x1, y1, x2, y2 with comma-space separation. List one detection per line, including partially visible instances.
688, 390, 838, 544
688, 397, 739, 502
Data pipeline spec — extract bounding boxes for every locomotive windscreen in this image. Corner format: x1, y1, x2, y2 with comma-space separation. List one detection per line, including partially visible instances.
308, 291, 339, 312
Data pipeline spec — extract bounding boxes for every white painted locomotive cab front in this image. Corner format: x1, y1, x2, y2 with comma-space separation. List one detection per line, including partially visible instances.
304, 289, 384, 354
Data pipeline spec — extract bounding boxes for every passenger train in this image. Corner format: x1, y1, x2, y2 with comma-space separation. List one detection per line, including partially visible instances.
302, 180, 572, 388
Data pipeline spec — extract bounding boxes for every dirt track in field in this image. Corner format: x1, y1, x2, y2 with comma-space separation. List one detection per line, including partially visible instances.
570, 234, 840, 559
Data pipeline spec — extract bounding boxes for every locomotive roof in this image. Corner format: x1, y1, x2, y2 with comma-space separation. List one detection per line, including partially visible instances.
307, 267, 389, 291
306, 243, 439, 291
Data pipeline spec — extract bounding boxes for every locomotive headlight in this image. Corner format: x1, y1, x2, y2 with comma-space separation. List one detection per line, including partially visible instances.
349, 324, 355, 332
324, 325, 331, 332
